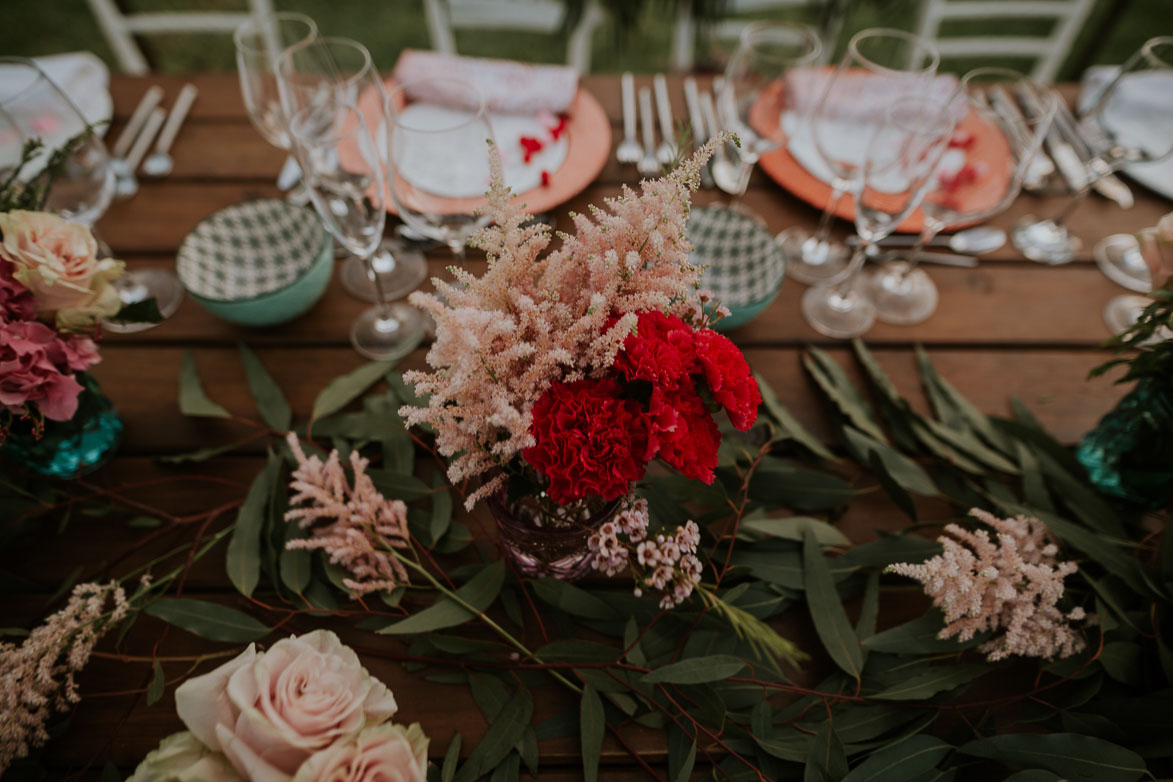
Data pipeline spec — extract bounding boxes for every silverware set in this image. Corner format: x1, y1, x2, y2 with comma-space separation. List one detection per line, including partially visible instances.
110, 82, 199, 200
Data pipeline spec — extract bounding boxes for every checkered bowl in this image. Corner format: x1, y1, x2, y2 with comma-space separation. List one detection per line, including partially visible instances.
177, 199, 333, 327
691, 206, 786, 332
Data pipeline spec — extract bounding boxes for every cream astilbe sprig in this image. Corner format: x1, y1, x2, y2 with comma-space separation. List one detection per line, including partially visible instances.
401, 135, 731, 509
887, 508, 1087, 661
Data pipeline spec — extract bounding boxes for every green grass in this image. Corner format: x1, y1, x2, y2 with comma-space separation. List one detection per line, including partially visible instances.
0, 0, 1168, 79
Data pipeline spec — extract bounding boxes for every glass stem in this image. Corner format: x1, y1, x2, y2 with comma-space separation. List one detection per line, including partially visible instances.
814, 178, 850, 244
1052, 179, 1094, 227
366, 253, 392, 313
903, 219, 944, 279
831, 245, 868, 299
448, 241, 466, 261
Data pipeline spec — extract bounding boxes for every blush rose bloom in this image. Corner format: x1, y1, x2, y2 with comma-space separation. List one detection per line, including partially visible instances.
292, 723, 428, 782
1138, 211, 1173, 289
0, 210, 124, 331
127, 731, 243, 782
175, 630, 399, 782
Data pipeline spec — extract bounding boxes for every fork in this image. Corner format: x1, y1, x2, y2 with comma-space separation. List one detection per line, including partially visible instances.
616, 72, 642, 165
637, 87, 662, 176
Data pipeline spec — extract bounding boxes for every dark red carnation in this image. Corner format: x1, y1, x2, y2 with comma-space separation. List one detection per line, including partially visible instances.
652, 385, 719, 484
523, 377, 651, 505
693, 329, 761, 431
613, 311, 698, 388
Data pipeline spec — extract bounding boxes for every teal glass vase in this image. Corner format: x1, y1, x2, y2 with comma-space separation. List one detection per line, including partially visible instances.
1077, 376, 1173, 509
3, 372, 123, 478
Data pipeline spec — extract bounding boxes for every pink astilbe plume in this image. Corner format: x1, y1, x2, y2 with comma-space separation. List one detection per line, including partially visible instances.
284, 433, 411, 595
401, 136, 729, 509
887, 508, 1087, 661
0, 580, 129, 772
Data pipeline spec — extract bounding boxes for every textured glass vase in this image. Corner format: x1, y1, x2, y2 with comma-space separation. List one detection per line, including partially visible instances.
488, 493, 620, 580
1077, 377, 1173, 509
3, 373, 123, 478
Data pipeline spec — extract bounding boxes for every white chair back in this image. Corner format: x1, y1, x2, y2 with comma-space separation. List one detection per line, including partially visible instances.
85, 0, 275, 74
670, 0, 827, 72
423, 0, 605, 73
913, 0, 1096, 84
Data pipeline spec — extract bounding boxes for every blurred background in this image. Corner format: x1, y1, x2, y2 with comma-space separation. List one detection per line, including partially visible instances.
2, 0, 1163, 79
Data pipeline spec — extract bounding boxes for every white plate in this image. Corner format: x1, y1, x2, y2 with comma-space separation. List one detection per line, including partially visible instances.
1081, 66, 1173, 203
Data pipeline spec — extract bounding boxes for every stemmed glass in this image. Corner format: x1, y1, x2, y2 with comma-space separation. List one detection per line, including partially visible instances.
0, 57, 181, 332
1013, 36, 1173, 266
802, 95, 957, 338
868, 69, 1057, 325
779, 29, 941, 285
277, 37, 427, 303
385, 78, 497, 259
234, 11, 317, 199
712, 21, 823, 198
291, 103, 424, 360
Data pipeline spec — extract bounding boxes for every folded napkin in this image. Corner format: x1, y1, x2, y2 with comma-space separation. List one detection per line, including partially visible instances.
392, 50, 579, 115
783, 68, 958, 122
0, 51, 111, 133
1080, 65, 1173, 200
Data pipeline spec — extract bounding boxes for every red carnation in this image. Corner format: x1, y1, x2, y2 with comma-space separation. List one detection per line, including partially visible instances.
523, 377, 651, 505
613, 311, 698, 388
693, 329, 761, 431
652, 385, 719, 484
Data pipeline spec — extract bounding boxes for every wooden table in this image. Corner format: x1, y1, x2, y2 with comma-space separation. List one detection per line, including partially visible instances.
5, 74, 1169, 780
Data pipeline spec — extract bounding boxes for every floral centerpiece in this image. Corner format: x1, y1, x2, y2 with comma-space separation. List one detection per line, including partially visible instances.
0, 137, 156, 476
399, 136, 762, 581
1080, 210, 1173, 507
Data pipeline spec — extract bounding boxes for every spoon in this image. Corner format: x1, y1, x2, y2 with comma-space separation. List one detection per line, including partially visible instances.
875, 226, 1006, 255
142, 84, 198, 178
637, 87, 662, 177
616, 73, 642, 165
653, 74, 677, 166
110, 85, 163, 200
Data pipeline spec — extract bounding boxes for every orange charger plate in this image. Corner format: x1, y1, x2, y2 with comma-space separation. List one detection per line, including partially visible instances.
749, 79, 1013, 234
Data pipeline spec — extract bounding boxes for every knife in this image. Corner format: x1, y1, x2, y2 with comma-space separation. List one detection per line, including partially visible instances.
846, 236, 979, 267
987, 86, 1054, 191
1051, 101, 1134, 209
1010, 84, 1091, 197
682, 77, 714, 188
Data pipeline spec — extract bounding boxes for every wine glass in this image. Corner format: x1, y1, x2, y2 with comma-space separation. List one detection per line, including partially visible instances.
276, 37, 427, 304
1013, 36, 1173, 266
0, 57, 181, 332
802, 94, 957, 338
868, 69, 1057, 325
290, 103, 424, 360
385, 78, 497, 259
712, 21, 822, 198
780, 28, 941, 285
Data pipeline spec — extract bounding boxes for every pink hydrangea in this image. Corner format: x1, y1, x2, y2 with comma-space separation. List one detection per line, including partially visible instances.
0, 259, 34, 322
0, 320, 98, 422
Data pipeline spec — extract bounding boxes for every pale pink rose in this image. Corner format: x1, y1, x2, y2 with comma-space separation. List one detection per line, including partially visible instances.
0, 319, 85, 421
1138, 211, 1173, 289
175, 630, 398, 782
291, 723, 428, 782
0, 210, 124, 330
127, 731, 243, 782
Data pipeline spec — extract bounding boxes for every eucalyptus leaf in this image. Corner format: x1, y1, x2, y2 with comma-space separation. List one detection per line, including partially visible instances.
1002, 772, 1062, 782
146, 659, 165, 706
580, 684, 604, 782
532, 578, 619, 621
145, 598, 270, 643
367, 470, 433, 502
805, 720, 848, 782
842, 427, 938, 497
855, 569, 880, 642
739, 512, 850, 547
279, 522, 312, 594
178, 351, 231, 418
868, 450, 918, 522
866, 662, 989, 700
157, 441, 247, 464
441, 734, 462, 782
378, 561, 505, 635
803, 529, 863, 679
673, 737, 697, 782
452, 686, 532, 782
841, 735, 951, 782
642, 654, 746, 684
756, 372, 836, 460
238, 343, 292, 431
311, 361, 397, 422
429, 475, 452, 544
862, 611, 988, 654
225, 452, 280, 597
749, 458, 856, 511
958, 733, 1148, 782
916, 345, 1012, 456
804, 348, 888, 444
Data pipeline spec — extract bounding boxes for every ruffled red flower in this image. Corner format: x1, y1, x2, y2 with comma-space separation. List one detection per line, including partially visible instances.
652, 385, 719, 484
523, 377, 651, 505
613, 311, 698, 388
693, 329, 760, 431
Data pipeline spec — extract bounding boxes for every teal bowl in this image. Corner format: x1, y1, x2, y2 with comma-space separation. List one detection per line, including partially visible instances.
690, 206, 786, 333
177, 199, 333, 327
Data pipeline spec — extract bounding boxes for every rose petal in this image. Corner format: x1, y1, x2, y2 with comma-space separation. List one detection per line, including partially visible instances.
175, 645, 257, 751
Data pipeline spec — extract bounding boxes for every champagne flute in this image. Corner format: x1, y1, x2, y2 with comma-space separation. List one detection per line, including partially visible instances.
712, 21, 822, 198
780, 28, 941, 285
276, 37, 427, 304
802, 95, 957, 338
290, 103, 424, 360
0, 57, 181, 331
385, 78, 496, 259
1013, 36, 1173, 266
868, 69, 1057, 325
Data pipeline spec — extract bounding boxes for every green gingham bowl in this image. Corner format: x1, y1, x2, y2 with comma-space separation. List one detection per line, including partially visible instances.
176, 199, 333, 327
691, 206, 786, 332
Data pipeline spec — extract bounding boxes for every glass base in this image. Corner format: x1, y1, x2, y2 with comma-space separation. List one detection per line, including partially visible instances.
1103, 294, 1152, 336
488, 493, 620, 580
1094, 234, 1152, 293
802, 275, 876, 339
869, 262, 938, 326
1012, 217, 1080, 265
349, 302, 424, 361
340, 238, 428, 303
778, 227, 850, 284
102, 268, 184, 333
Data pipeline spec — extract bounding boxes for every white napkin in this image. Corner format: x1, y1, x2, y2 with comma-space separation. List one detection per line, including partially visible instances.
0, 52, 112, 138
393, 50, 579, 115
